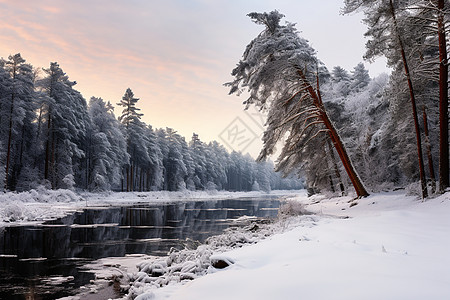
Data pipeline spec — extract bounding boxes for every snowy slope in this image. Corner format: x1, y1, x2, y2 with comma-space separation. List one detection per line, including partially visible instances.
148, 191, 450, 300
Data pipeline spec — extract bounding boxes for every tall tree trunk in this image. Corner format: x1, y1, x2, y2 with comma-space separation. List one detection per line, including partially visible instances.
130, 163, 134, 192
4, 93, 15, 191
298, 69, 369, 197
45, 72, 55, 185
4, 62, 18, 191
33, 105, 44, 171
51, 134, 56, 189
19, 124, 25, 170
126, 166, 130, 192
325, 149, 336, 193
12, 123, 26, 190
437, 0, 449, 192
140, 167, 143, 192
121, 169, 124, 192
328, 139, 345, 196
86, 134, 91, 190
389, 0, 427, 199
423, 106, 436, 193
36, 105, 43, 142
45, 113, 51, 181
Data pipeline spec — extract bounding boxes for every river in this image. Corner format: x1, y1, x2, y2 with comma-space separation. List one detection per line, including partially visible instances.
0, 195, 282, 299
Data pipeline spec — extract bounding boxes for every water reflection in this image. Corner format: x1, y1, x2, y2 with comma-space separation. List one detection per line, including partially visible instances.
0, 197, 280, 299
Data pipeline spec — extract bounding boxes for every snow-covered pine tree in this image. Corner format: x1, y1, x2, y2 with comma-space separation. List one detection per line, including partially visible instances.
37, 62, 89, 189
1, 54, 37, 191
189, 133, 208, 189
331, 66, 351, 97
0, 61, 8, 179
350, 63, 371, 92
66, 85, 91, 189
227, 151, 244, 191
404, 0, 448, 191
117, 88, 143, 130
143, 125, 163, 191
208, 141, 229, 190
177, 134, 195, 191
436, 0, 449, 191
255, 160, 272, 192
162, 128, 187, 191
202, 143, 220, 190
344, 0, 428, 198
87, 97, 129, 191
117, 88, 150, 191
226, 11, 369, 197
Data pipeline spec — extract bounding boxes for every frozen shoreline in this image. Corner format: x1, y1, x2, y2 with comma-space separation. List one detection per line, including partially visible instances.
3, 189, 449, 300
124, 190, 450, 300
61, 191, 312, 300
0, 188, 300, 227
0, 188, 302, 299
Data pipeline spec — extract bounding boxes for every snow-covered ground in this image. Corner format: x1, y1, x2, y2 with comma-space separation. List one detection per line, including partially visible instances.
127, 190, 450, 300
2, 188, 449, 300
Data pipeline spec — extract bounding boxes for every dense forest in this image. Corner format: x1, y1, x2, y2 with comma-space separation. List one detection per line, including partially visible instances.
1, 0, 449, 198
227, 1, 448, 198
0, 57, 302, 193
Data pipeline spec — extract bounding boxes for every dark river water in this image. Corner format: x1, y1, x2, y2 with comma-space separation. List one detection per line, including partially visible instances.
0, 196, 281, 299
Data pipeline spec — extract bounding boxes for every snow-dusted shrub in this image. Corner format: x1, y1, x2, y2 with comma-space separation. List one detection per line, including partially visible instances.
90, 174, 109, 192
28, 186, 81, 203
205, 181, 217, 191
1, 201, 25, 222
127, 245, 214, 298
278, 201, 309, 217
185, 178, 196, 191
177, 181, 187, 191
126, 217, 306, 299
62, 174, 76, 190
405, 181, 421, 198
0, 187, 82, 223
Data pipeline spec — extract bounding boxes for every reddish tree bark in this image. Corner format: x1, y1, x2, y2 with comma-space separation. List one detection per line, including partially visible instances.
298, 70, 369, 197
328, 139, 345, 196
423, 107, 436, 193
389, 0, 428, 198
437, 0, 448, 192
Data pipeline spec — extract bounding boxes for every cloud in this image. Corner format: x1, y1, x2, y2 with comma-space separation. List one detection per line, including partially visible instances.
41, 5, 61, 14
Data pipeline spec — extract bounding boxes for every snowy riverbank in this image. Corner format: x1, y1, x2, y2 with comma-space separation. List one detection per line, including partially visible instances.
0, 188, 299, 227
2, 189, 449, 299
127, 190, 450, 300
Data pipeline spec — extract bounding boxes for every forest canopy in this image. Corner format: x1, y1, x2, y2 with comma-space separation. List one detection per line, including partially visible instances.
0, 55, 302, 193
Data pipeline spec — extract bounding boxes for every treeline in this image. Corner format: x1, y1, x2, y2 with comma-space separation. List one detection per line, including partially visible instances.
0, 54, 302, 192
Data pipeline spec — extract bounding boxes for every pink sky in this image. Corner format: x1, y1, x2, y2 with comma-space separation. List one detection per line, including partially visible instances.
0, 0, 388, 157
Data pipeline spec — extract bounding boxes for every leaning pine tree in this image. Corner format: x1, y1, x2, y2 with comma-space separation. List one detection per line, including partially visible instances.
226, 11, 369, 197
